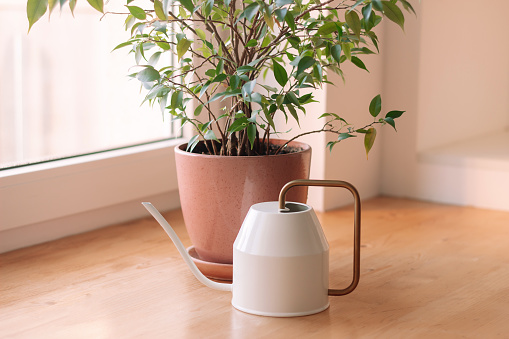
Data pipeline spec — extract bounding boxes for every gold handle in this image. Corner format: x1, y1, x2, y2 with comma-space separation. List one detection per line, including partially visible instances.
279, 179, 361, 296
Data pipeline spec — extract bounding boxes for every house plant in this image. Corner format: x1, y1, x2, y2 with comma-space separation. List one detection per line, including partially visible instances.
27, 0, 412, 272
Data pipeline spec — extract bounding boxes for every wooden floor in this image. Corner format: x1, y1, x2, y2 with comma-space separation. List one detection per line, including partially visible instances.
1, 197, 509, 338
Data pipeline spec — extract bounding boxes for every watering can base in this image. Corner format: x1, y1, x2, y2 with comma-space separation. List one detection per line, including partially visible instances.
231, 302, 330, 317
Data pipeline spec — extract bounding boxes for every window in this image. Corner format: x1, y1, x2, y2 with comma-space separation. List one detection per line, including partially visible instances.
1, 1, 180, 169
0, 1, 184, 252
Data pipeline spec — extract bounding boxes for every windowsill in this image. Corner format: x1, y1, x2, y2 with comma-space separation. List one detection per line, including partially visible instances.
0, 139, 184, 253
413, 130, 509, 212
418, 130, 509, 171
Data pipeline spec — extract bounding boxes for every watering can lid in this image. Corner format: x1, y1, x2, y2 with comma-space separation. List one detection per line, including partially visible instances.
250, 201, 312, 214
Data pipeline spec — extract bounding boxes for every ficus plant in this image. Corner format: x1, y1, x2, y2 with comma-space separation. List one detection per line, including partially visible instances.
27, 0, 414, 156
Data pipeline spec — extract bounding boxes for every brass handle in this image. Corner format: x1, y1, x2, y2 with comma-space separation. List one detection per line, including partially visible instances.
279, 179, 361, 296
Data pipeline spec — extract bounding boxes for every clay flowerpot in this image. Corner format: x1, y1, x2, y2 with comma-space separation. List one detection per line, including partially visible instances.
174, 139, 311, 267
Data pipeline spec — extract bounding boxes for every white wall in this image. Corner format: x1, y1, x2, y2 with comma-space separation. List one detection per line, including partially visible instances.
381, 0, 509, 211
415, 1, 509, 152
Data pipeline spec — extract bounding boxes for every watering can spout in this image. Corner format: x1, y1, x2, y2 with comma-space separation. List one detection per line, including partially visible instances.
142, 202, 232, 292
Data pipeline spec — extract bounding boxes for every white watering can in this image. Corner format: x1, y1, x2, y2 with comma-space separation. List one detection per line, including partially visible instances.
142, 179, 361, 317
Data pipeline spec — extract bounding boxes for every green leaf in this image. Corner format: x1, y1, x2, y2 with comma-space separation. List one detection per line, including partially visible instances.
195, 28, 206, 41
345, 10, 361, 39
179, 0, 194, 12
385, 110, 405, 119
369, 94, 382, 117
264, 109, 276, 130
348, 0, 365, 12
199, 82, 211, 98
372, 0, 383, 11
382, 1, 405, 30
367, 30, 379, 52
312, 63, 322, 81
243, 2, 260, 22
149, 51, 162, 66
326, 141, 337, 152
287, 104, 299, 126
364, 127, 377, 158
246, 39, 257, 47
247, 124, 257, 149
362, 3, 372, 26
205, 92, 227, 105
316, 22, 338, 36
127, 6, 146, 20
194, 104, 203, 116
263, 12, 274, 31
136, 67, 160, 82
275, 0, 293, 7
112, 41, 133, 51
297, 56, 315, 75
286, 92, 300, 106
203, 0, 214, 18
86, 0, 104, 13
154, 0, 168, 20
285, 11, 296, 31
260, 84, 277, 93
298, 93, 313, 104
236, 65, 256, 74
353, 46, 376, 54
273, 60, 288, 87
289, 55, 300, 67
186, 135, 200, 153
274, 8, 287, 22
171, 91, 184, 109
159, 95, 168, 114
69, 0, 77, 15
351, 56, 369, 72
177, 38, 192, 61
342, 42, 352, 60
157, 41, 171, 50
205, 69, 216, 77
48, 0, 58, 16
331, 45, 342, 63
228, 117, 249, 134
213, 74, 227, 83
215, 59, 224, 75
219, 90, 241, 101
204, 129, 218, 141
125, 15, 136, 32
338, 133, 355, 141
384, 117, 396, 130
229, 75, 240, 89
242, 79, 256, 96
27, 0, 48, 32
276, 95, 284, 108
399, 0, 416, 15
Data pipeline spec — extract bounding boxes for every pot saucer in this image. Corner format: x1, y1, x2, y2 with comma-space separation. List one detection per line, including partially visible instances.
186, 246, 233, 281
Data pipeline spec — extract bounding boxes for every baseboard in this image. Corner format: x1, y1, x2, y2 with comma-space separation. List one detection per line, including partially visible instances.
0, 190, 180, 254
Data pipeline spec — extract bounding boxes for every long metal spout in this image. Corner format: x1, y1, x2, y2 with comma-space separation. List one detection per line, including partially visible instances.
142, 202, 232, 292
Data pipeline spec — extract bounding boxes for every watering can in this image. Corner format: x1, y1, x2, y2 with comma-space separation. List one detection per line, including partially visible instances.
142, 179, 361, 317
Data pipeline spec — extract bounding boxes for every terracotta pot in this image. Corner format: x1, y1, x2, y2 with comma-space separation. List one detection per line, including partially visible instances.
174, 139, 312, 264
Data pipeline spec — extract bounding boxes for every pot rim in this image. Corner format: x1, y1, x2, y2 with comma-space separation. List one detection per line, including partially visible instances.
174, 139, 311, 158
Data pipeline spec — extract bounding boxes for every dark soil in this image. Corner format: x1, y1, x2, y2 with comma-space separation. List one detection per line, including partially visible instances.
189, 141, 303, 156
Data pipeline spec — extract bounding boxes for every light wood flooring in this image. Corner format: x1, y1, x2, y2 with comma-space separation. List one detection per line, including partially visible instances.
1, 197, 509, 338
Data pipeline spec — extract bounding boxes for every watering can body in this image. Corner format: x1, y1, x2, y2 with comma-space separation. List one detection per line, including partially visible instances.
232, 201, 330, 316
143, 179, 361, 317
